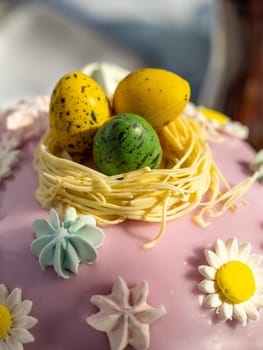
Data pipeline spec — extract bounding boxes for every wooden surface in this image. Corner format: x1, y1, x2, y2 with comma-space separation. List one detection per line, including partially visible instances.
223, 0, 263, 150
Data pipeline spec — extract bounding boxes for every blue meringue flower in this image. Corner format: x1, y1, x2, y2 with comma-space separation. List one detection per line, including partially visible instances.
31, 207, 105, 279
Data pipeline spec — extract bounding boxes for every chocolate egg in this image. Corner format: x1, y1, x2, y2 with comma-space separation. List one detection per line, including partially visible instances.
112, 68, 190, 128
93, 113, 163, 176
49, 71, 111, 153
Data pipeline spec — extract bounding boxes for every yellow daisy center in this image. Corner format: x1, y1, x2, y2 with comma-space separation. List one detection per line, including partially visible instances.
198, 107, 228, 125
0, 305, 12, 339
216, 261, 256, 303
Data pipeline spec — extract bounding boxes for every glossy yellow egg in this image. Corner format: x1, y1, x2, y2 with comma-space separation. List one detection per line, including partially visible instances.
112, 68, 190, 128
49, 71, 111, 153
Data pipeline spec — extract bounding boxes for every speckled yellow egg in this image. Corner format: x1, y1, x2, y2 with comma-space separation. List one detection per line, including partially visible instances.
49, 71, 111, 153
112, 68, 191, 128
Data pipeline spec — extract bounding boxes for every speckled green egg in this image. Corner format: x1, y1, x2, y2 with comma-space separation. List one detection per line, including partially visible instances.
93, 113, 163, 176
49, 71, 111, 153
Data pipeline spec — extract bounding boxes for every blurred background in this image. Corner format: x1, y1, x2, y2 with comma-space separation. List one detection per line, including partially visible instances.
0, 0, 262, 149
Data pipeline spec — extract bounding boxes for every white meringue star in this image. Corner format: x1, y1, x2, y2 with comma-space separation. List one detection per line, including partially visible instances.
86, 276, 166, 350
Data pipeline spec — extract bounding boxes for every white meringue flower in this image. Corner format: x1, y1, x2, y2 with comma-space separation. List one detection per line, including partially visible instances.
0, 96, 49, 184
4, 96, 49, 142
82, 62, 130, 98
0, 131, 21, 182
87, 276, 166, 350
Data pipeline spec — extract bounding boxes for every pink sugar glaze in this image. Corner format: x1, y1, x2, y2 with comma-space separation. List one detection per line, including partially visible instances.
1, 136, 263, 350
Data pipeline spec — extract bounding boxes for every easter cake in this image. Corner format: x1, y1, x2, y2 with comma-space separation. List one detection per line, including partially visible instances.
1, 63, 263, 350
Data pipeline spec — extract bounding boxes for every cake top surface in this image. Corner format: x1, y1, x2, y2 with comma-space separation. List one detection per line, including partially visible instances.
1, 63, 263, 350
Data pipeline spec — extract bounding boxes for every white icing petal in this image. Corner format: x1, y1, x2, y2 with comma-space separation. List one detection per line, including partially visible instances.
244, 301, 259, 320
0, 339, 9, 350
247, 254, 262, 269
255, 271, 263, 294
255, 269, 263, 285
12, 316, 38, 329
204, 249, 222, 269
251, 295, 263, 308
226, 237, 238, 260
203, 293, 222, 308
5, 336, 23, 350
197, 265, 216, 280
9, 328, 35, 343
222, 121, 249, 140
11, 301, 33, 319
198, 280, 217, 294
250, 149, 263, 181
218, 302, 233, 321
0, 284, 8, 304
87, 276, 166, 350
183, 102, 249, 139
6, 288, 22, 311
215, 239, 229, 264
233, 304, 247, 326
238, 242, 252, 262
255, 284, 263, 294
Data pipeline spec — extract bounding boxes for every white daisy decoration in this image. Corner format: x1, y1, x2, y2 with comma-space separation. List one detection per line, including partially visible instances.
0, 284, 38, 349
198, 237, 263, 325
183, 103, 249, 140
